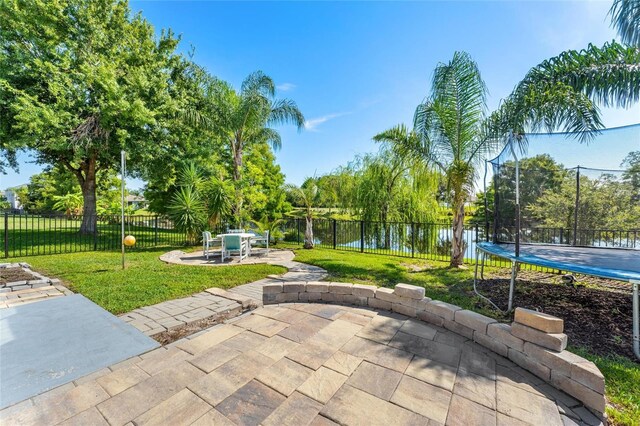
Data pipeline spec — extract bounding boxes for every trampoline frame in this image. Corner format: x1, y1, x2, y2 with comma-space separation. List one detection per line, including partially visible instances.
473, 243, 640, 361
476, 131, 640, 360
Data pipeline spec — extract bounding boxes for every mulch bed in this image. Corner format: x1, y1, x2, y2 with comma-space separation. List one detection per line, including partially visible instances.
151, 310, 241, 345
0, 267, 37, 285
474, 270, 636, 361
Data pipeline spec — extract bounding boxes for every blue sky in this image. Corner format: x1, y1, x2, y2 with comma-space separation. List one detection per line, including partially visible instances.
2, 0, 639, 190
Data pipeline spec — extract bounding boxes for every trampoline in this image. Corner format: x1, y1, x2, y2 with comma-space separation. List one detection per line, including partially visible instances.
474, 126, 640, 360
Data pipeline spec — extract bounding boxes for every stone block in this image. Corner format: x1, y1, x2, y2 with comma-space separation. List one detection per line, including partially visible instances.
416, 310, 444, 327
321, 292, 338, 303
523, 342, 585, 377
454, 310, 497, 334
511, 323, 567, 352
514, 307, 564, 333
282, 292, 300, 303
507, 348, 551, 381
424, 300, 461, 321
415, 297, 432, 311
550, 371, 605, 414
284, 282, 306, 293
263, 283, 283, 294
393, 283, 425, 300
374, 287, 400, 303
351, 284, 376, 298
443, 319, 474, 339
571, 361, 605, 394
262, 294, 275, 305
337, 294, 368, 306
300, 292, 322, 302
473, 333, 508, 357
329, 282, 353, 295
306, 282, 329, 293
392, 303, 417, 318
367, 297, 391, 311
397, 297, 424, 310
487, 323, 524, 351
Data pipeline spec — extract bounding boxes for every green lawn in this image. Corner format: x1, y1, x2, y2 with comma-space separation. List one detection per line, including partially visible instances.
12, 247, 285, 314
286, 245, 639, 425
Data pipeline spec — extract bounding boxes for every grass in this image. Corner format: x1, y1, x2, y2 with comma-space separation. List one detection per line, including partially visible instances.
285, 245, 639, 425
12, 247, 286, 314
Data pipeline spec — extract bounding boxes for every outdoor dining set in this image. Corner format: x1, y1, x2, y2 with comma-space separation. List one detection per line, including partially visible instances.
201, 229, 269, 262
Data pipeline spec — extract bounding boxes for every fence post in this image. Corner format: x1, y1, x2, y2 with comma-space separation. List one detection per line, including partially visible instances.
411, 222, 415, 258
332, 219, 337, 249
93, 215, 98, 251
154, 216, 159, 246
360, 221, 365, 253
4, 213, 8, 258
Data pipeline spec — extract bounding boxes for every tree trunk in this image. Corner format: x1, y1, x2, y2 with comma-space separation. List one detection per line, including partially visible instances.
78, 156, 98, 235
232, 141, 243, 226
450, 195, 465, 267
304, 215, 314, 249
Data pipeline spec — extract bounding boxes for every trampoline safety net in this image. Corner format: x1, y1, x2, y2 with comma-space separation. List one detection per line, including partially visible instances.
487, 124, 640, 249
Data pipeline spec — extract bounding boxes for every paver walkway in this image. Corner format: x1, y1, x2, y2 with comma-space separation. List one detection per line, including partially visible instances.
0, 263, 73, 309
1, 303, 600, 426
121, 250, 327, 336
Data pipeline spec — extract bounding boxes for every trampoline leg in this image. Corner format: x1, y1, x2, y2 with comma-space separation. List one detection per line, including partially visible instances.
473, 249, 503, 312
633, 280, 639, 361
480, 252, 486, 280
508, 261, 517, 312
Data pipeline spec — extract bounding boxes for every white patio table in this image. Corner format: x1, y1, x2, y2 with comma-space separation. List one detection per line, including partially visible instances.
216, 232, 256, 257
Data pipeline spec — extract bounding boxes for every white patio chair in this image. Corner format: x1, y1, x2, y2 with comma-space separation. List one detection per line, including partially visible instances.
228, 229, 245, 234
221, 234, 249, 262
250, 230, 270, 255
202, 231, 221, 259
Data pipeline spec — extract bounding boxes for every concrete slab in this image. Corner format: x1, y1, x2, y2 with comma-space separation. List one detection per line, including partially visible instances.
0, 294, 158, 409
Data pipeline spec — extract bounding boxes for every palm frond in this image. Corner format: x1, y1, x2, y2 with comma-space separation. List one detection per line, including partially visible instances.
269, 98, 305, 130
241, 71, 275, 98
512, 41, 640, 109
609, 0, 640, 47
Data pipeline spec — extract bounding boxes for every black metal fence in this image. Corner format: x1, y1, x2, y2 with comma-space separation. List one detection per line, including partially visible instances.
4, 213, 638, 267
280, 217, 486, 263
3, 213, 187, 258
279, 218, 640, 268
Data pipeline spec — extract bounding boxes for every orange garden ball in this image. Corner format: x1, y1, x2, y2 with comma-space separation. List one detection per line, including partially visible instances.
123, 235, 136, 246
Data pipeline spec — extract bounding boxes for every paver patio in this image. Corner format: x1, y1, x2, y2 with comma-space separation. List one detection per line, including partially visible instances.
0, 303, 600, 426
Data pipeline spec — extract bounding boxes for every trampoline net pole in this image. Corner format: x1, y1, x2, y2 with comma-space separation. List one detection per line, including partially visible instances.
573, 166, 580, 246
508, 132, 520, 257
633, 280, 639, 360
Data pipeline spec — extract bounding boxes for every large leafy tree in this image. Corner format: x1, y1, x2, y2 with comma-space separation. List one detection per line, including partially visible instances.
0, 0, 193, 234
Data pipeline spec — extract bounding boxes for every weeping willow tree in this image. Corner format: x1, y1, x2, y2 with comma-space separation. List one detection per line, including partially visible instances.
349, 141, 439, 250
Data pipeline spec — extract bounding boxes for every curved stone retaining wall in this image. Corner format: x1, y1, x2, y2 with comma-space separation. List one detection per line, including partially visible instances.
262, 281, 605, 416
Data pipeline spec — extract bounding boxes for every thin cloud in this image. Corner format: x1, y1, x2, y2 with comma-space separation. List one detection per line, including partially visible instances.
276, 83, 296, 92
304, 112, 350, 132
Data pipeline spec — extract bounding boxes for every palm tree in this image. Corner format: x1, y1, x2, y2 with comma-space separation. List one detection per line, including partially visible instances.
610, 0, 640, 47
286, 179, 320, 249
378, 52, 604, 267
215, 71, 305, 224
